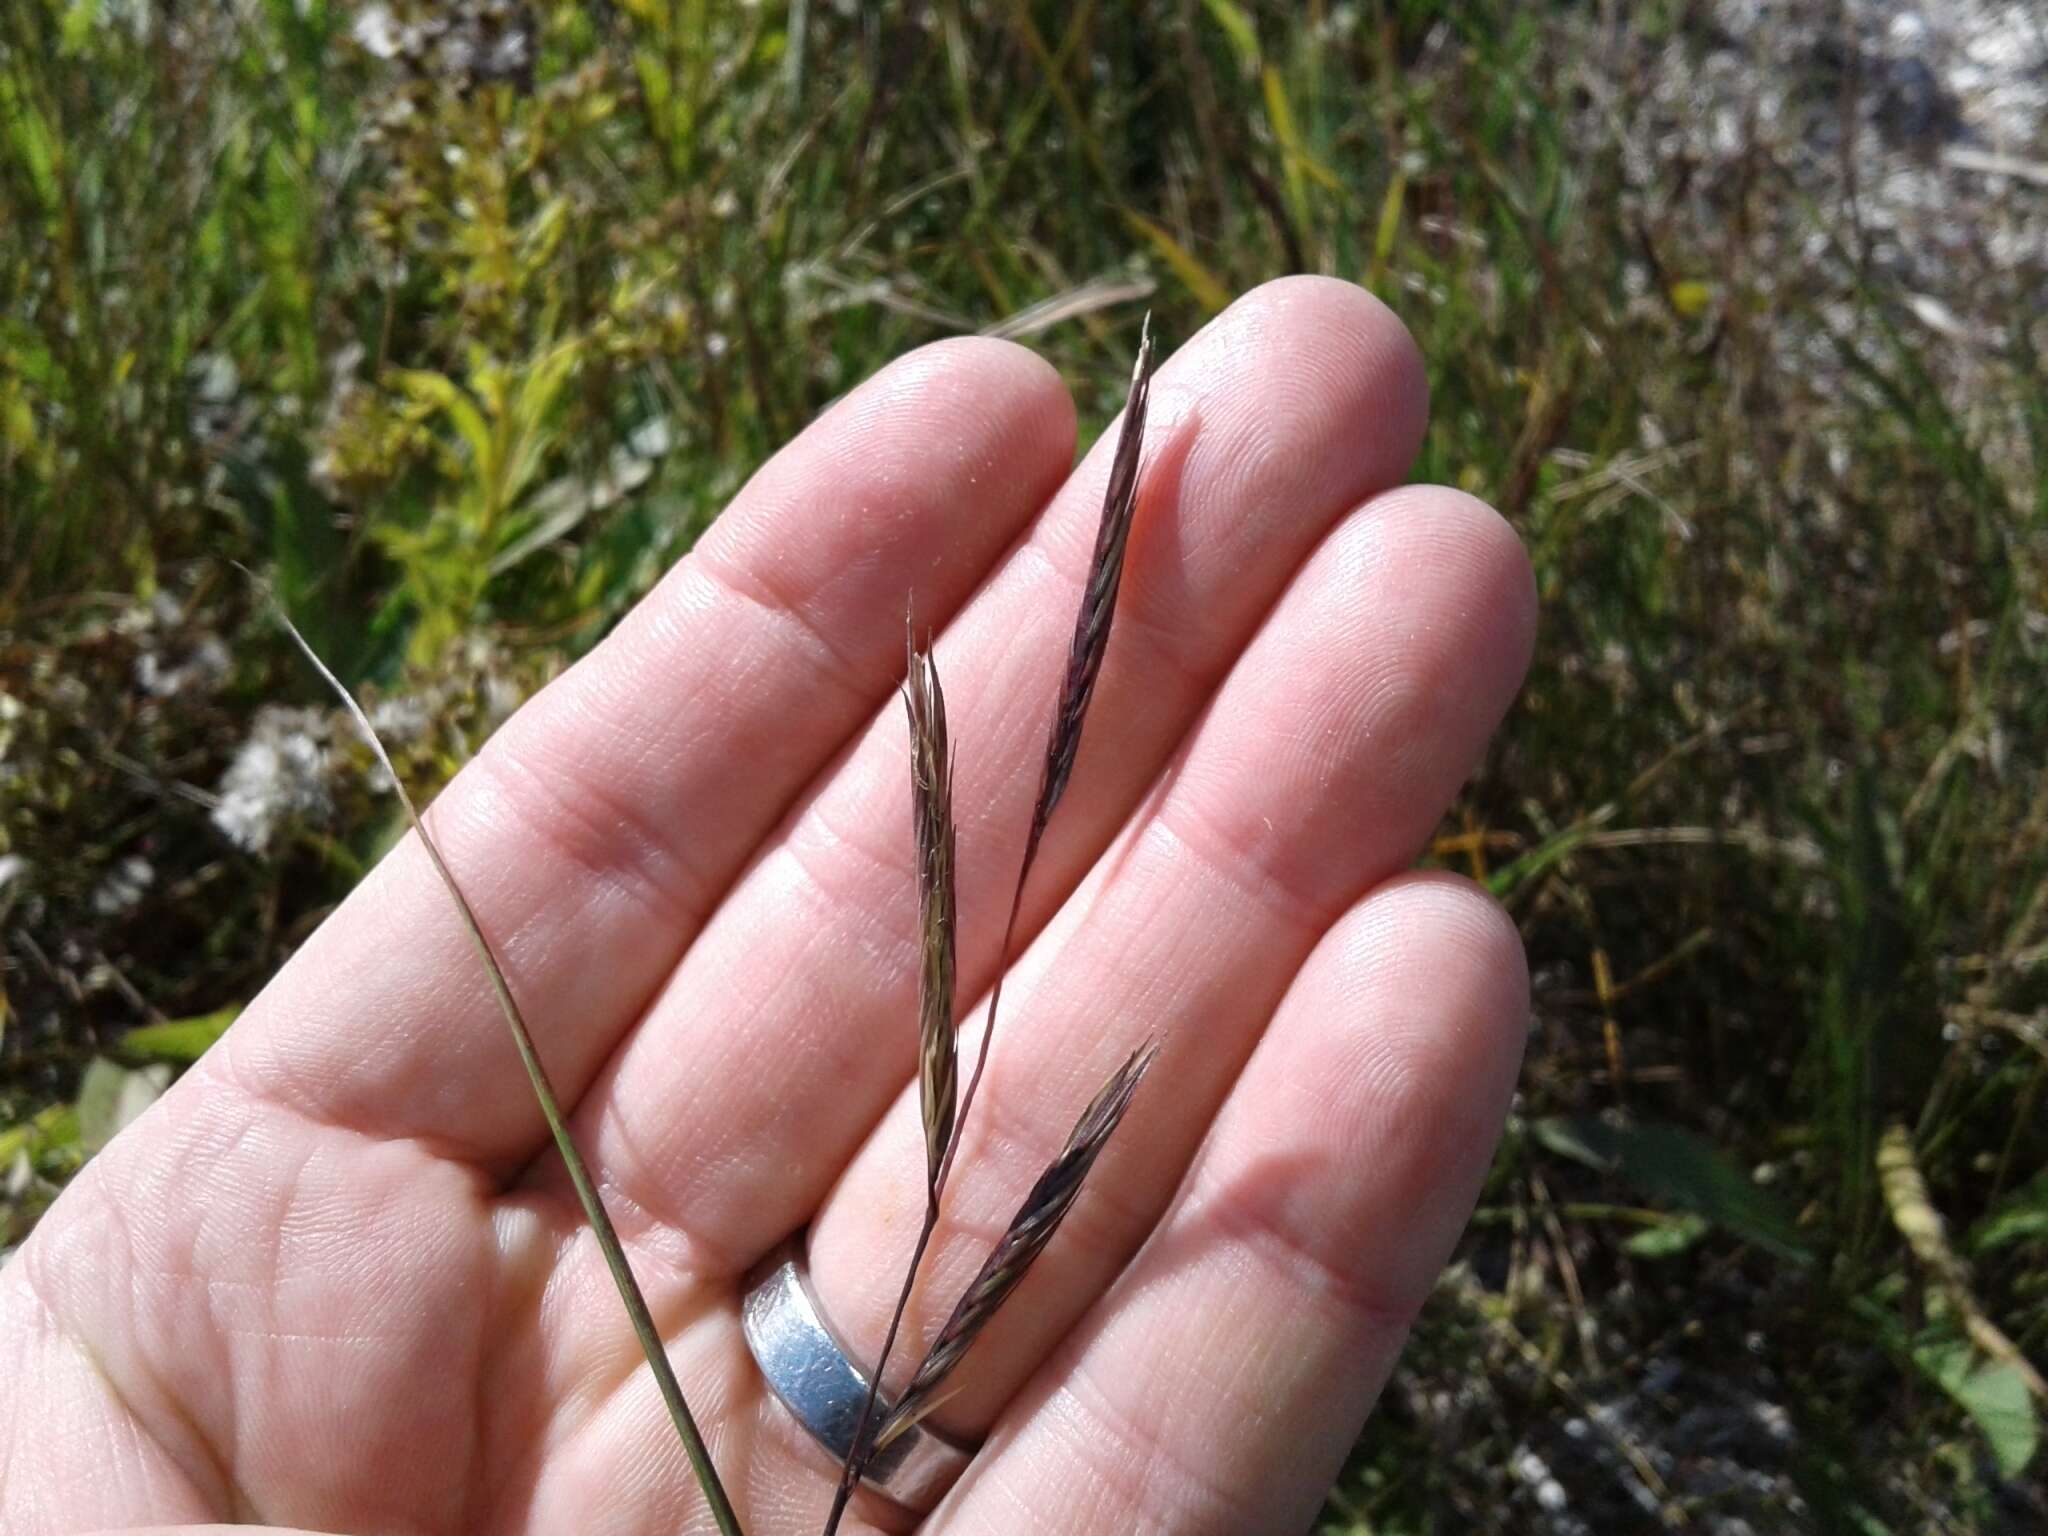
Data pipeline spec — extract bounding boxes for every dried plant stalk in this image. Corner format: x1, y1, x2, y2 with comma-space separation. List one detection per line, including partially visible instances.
1878, 1122, 2048, 1403
878, 1041, 1161, 1449
258, 581, 745, 1536
940, 312, 1158, 1190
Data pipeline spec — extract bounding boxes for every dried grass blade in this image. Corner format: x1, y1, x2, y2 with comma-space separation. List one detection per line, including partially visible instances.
881, 1040, 1160, 1447
255, 578, 745, 1536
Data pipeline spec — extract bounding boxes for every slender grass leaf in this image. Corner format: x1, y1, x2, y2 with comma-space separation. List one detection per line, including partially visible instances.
1199, 0, 1261, 72
1534, 1115, 1811, 1263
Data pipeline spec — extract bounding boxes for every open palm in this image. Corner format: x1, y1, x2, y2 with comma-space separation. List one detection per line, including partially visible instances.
2, 279, 1535, 1536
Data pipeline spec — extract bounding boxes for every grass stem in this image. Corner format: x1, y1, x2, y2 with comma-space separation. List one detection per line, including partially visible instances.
259, 580, 746, 1536
821, 1203, 941, 1535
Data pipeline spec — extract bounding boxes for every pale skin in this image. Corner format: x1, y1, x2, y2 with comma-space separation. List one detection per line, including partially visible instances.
1, 278, 1537, 1535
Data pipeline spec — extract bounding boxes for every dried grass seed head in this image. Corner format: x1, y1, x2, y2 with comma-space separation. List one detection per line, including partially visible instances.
1031, 313, 1157, 852
880, 1039, 1161, 1447
904, 636, 959, 1193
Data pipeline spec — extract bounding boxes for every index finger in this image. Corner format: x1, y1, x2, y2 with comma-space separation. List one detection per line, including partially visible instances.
217, 339, 1077, 1169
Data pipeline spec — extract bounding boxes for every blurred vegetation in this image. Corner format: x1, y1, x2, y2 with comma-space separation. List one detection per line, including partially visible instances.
3, 0, 2045, 1530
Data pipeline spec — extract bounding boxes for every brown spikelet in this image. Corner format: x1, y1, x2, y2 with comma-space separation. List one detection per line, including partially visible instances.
940, 315, 1160, 1191
905, 634, 958, 1193
1034, 310, 1156, 849
826, 323, 1163, 1536
878, 1040, 1161, 1449
821, 634, 967, 1536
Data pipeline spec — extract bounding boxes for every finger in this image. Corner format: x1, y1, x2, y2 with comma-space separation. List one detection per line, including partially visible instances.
540, 276, 1433, 1267
216, 339, 1075, 1167
931, 875, 1528, 1536
802, 486, 1533, 1440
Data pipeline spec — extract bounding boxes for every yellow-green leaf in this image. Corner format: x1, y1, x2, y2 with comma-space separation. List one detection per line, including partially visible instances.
1669, 280, 1714, 318
1121, 209, 1231, 314
396, 369, 495, 484
120, 1005, 241, 1066
1199, 0, 1260, 72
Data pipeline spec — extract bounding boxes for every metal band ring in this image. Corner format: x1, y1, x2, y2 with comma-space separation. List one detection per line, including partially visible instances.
741, 1236, 976, 1513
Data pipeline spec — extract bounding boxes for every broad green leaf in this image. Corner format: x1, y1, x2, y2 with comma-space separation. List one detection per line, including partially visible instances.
1534, 1115, 1811, 1263
1912, 1338, 2039, 1479
120, 1005, 241, 1066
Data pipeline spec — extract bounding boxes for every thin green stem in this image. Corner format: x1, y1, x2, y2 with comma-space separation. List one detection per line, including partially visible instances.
821, 1201, 941, 1536
822, 813, 1038, 1533
263, 584, 745, 1536
938, 846, 1035, 1195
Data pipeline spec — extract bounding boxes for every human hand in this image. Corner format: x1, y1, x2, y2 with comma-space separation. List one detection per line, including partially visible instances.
1, 278, 1536, 1536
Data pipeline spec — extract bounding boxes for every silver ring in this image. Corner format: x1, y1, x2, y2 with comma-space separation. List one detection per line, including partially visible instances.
742, 1237, 975, 1512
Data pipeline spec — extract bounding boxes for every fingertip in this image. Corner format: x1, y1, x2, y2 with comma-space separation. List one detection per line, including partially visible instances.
1219, 871, 1529, 1311
710, 332, 1079, 576
1339, 870, 1531, 1080
866, 333, 1078, 452
1338, 485, 1537, 808
1435, 486, 1539, 693
1209, 275, 1430, 480
1356, 483, 1536, 705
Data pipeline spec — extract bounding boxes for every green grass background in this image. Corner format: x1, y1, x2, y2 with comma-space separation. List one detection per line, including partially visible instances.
3, 1, 2045, 1529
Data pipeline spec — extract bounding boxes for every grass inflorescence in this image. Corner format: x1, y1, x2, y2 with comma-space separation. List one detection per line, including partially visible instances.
825, 320, 1161, 1533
